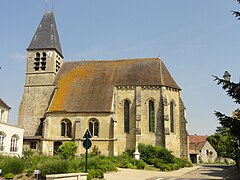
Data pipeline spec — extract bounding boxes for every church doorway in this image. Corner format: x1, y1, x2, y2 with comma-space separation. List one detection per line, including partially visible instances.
53, 141, 62, 155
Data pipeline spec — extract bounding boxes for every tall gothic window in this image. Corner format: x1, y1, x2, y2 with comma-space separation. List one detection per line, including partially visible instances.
10, 134, 19, 152
149, 100, 155, 132
124, 100, 130, 133
0, 132, 5, 151
89, 119, 99, 137
61, 119, 72, 137
170, 101, 174, 133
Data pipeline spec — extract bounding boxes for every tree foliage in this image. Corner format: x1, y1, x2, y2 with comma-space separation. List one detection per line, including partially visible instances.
57, 141, 78, 160
213, 74, 240, 164
213, 76, 240, 139
207, 128, 237, 159
232, 0, 240, 20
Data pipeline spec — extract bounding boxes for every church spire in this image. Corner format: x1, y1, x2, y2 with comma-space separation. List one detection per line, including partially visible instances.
27, 12, 63, 57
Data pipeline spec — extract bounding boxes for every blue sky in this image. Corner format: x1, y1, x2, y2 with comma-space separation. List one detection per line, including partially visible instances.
1, 0, 239, 135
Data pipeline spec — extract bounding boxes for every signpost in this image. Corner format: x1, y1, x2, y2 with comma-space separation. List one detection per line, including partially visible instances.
34, 170, 41, 180
83, 129, 92, 172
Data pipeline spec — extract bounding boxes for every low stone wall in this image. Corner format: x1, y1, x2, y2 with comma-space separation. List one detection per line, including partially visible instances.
46, 173, 88, 180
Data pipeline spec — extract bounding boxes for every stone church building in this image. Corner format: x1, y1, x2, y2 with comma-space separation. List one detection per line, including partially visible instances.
18, 12, 188, 158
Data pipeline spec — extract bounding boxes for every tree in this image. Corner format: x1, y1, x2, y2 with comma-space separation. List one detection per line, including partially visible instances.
232, 0, 240, 20
211, 0, 240, 167
57, 141, 78, 160
213, 75, 240, 167
207, 128, 237, 159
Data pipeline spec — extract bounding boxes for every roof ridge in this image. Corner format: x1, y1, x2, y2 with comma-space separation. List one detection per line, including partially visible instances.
63, 57, 161, 63
0, 98, 11, 109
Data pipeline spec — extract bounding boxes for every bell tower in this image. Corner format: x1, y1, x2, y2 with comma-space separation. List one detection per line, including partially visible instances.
18, 12, 63, 137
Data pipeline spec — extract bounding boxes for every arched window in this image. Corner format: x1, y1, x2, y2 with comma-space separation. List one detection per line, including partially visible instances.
149, 100, 155, 132
0, 132, 6, 151
61, 119, 72, 137
124, 100, 130, 133
10, 134, 19, 152
89, 119, 99, 137
41, 52, 47, 70
170, 101, 174, 133
34, 52, 40, 71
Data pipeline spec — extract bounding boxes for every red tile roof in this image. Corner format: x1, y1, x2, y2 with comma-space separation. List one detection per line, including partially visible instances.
189, 135, 208, 143
189, 141, 206, 154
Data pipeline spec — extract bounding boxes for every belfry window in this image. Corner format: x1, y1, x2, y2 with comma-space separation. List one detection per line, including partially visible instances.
56, 55, 61, 72
170, 101, 174, 133
124, 100, 130, 133
10, 134, 19, 152
89, 119, 99, 137
61, 119, 72, 137
34, 52, 40, 71
149, 100, 155, 132
34, 52, 47, 71
41, 52, 46, 70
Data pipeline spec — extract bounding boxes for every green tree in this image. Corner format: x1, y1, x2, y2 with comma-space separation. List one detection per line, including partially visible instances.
207, 128, 237, 159
57, 141, 78, 160
232, 0, 240, 20
213, 75, 240, 167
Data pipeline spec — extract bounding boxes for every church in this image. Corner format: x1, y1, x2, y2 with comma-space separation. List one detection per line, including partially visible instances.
18, 12, 188, 159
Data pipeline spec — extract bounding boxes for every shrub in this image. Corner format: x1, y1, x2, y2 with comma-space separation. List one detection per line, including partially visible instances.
87, 169, 104, 180
24, 154, 60, 176
153, 159, 166, 168
173, 157, 185, 170
4, 173, 15, 179
57, 141, 78, 160
158, 164, 174, 171
135, 160, 146, 169
138, 143, 174, 164
0, 157, 25, 175
68, 158, 85, 173
37, 159, 70, 179
89, 145, 101, 157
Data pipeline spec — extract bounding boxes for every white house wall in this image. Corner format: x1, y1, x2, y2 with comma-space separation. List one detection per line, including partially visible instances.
0, 122, 24, 156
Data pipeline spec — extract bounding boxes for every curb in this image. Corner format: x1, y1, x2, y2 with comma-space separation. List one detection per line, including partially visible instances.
178, 165, 201, 177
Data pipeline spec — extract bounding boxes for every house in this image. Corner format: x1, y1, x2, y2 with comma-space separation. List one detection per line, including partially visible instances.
189, 135, 217, 163
18, 11, 188, 159
0, 98, 24, 156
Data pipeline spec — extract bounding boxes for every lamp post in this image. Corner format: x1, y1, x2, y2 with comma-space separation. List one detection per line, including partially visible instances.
223, 71, 231, 81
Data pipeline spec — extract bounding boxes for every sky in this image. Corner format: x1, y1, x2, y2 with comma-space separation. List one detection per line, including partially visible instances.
0, 0, 240, 136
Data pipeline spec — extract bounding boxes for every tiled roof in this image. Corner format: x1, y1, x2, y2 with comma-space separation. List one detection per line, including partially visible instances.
189, 141, 206, 154
0, 98, 11, 109
48, 58, 181, 113
27, 12, 63, 57
189, 135, 208, 143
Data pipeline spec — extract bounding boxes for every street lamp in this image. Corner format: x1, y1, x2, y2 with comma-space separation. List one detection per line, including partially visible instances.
223, 71, 231, 81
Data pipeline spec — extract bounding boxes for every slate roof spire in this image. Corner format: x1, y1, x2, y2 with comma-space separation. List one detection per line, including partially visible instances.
27, 12, 63, 57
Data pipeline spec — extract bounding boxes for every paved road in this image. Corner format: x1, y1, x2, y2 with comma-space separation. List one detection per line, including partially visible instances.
104, 164, 240, 180
179, 164, 230, 179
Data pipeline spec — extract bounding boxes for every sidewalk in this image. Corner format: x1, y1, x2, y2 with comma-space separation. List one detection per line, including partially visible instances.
104, 165, 200, 180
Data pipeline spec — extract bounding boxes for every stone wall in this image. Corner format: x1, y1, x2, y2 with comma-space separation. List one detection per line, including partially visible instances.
35, 85, 186, 158
46, 173, 88, 180
18, 49, 62, 136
